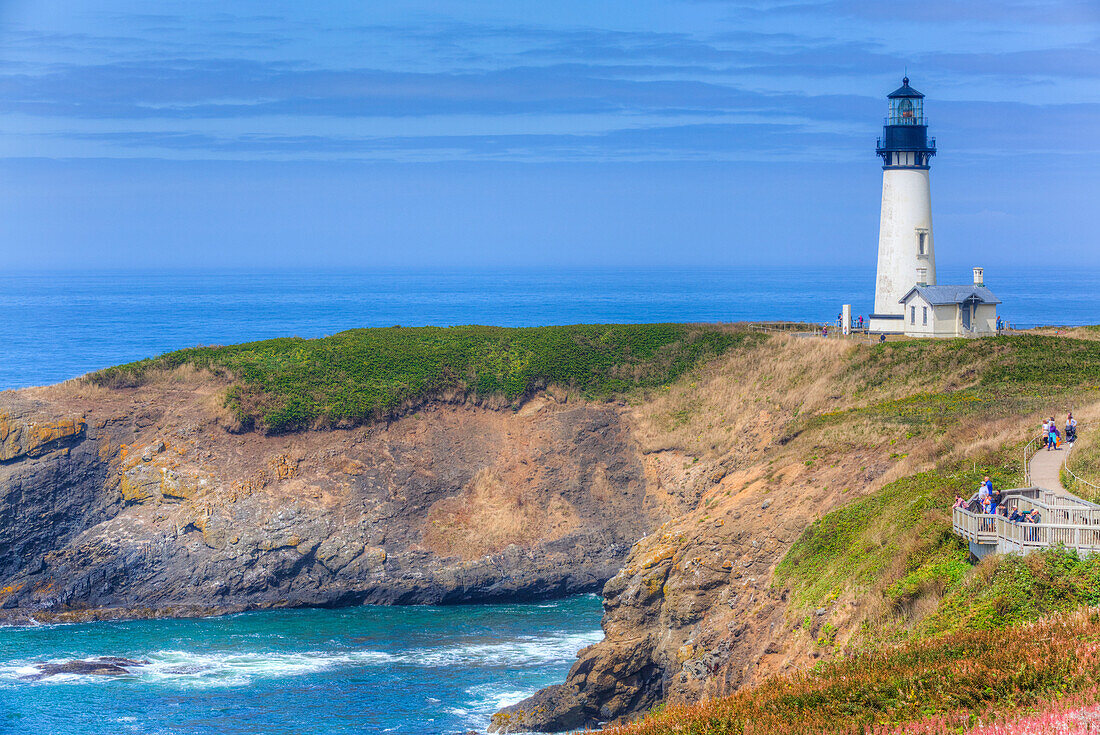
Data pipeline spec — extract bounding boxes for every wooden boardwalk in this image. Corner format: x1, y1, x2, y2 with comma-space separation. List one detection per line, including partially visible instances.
951, 435, 1100, 557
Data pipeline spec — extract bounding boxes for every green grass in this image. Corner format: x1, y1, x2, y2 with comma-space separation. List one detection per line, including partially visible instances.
88, 323, 759, 433
857, 334, 1100, 390
923, 549, 1100, 635
774, 453, 1022, 614
793, 335, 1100, 439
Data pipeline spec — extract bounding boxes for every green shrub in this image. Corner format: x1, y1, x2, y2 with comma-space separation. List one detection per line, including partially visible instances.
89, 324, 759, 433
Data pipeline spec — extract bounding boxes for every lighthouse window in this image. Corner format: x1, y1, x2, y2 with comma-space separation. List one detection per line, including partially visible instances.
917, 231, 926, 255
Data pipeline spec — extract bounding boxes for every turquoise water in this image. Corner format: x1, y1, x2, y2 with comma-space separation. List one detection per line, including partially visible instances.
0, 596, 603, 735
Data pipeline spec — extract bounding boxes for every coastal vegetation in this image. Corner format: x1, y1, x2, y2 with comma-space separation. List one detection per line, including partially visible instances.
608, 330, 1100, 734
88, 323, 758, 433
609, 605, 1100, 735
1063, 414, 1100, 502
41, 327, 1100, 731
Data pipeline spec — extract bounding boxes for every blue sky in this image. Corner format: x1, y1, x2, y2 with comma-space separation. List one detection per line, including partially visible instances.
1, 0, 1097, 270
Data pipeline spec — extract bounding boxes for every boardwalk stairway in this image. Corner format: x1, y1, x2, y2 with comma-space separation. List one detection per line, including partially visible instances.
951, 435, 1100, 558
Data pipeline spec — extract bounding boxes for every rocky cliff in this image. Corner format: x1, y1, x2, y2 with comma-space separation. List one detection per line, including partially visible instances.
5, 331, 1075, 735
0, 376, 688, 622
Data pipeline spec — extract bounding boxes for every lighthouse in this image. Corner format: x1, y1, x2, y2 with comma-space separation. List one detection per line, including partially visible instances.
867, 77, 1001, 338
869, 77, 938, 333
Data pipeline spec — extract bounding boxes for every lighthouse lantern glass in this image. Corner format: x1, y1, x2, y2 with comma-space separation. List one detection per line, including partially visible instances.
889, 96, 923, 125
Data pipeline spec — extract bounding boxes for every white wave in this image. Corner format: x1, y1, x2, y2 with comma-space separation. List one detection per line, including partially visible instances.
389, 629, 603, 669
0, 649, 393, 688
451, 683, 542, 734
471, 685, 532, 712
0, 627, 603, 688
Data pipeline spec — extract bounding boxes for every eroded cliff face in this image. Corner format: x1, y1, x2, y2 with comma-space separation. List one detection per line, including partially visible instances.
0, 377, 686, 622
491, 336, 950, 732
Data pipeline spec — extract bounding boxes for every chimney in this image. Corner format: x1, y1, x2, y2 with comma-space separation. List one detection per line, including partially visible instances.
916, 267, 928, 287
973, 267, 984, 287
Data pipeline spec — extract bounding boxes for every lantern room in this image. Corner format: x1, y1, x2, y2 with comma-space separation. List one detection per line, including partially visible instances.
887, 78, 925, 125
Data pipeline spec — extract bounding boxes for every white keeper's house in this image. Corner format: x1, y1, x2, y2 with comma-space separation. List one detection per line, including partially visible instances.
868, 77, 1000, 338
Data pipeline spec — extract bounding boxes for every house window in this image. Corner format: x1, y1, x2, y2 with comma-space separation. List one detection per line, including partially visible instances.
922, 307, 928, 325
911, 306, 916, 324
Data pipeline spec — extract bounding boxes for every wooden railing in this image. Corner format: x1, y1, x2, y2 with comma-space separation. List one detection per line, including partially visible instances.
952, 486, 1100, 556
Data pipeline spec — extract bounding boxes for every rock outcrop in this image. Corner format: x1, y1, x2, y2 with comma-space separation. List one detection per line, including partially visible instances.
20, 657, 149, 681
0, 379, 682, 623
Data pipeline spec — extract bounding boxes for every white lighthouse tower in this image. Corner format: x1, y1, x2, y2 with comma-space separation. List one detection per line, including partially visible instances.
866, 77, 1002, 338
869, 78, 938, 333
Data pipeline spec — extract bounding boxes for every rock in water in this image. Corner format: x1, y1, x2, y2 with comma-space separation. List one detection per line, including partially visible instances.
20, 656, 149, 681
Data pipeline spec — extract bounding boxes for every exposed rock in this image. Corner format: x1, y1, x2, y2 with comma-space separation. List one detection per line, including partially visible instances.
0, 382, 662, 623
20, 656, 149, 681
0, 413, 85, 462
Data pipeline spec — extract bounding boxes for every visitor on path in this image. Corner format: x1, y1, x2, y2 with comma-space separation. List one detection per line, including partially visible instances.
1009, 508, 1024, 523
1067, 413, 1078, 443
952, 495, 966, 510
1048, 417, 1060, 451
822, 325, 828, 338
990, 487, 1002, 515
858, 315, 864, 330
1041, 419, 1050, 448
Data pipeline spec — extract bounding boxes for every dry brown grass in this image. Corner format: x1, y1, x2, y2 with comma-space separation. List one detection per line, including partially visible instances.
420, 468, 581, 559
632, 336, 859, 458
631, 335, 1001, 462
1063, 399, 1100, 500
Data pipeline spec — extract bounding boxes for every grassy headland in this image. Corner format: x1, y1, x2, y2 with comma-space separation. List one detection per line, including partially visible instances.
88, 323, 759, 433
75, 325, 1100, 731
613, 330, 1100, 734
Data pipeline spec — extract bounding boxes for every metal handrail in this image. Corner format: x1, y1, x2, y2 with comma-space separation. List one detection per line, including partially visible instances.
1023, 435, 1041, 486
1064, 457, 1100, 492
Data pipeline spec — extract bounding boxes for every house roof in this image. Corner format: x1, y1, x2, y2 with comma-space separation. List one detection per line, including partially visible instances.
899, 285, 1002, 306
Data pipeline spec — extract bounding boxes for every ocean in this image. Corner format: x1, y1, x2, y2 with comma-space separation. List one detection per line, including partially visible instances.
2, 266, 1095, 392
0, 596, 604, 735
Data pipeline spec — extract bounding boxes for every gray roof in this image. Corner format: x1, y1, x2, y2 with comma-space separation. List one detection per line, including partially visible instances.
888, 77, 925, 99
899, 285, 1002, 306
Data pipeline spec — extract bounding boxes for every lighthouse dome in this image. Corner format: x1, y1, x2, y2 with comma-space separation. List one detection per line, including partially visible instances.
887, 77, 925, 99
